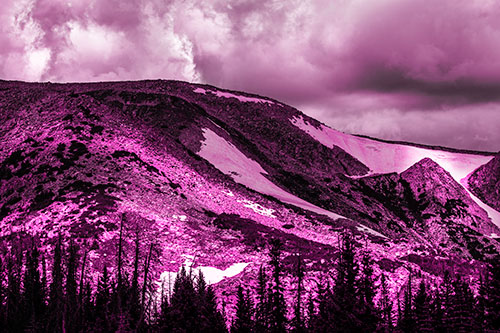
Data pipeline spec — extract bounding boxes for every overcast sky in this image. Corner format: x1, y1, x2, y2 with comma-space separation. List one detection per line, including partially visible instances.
1, 0, 500, 152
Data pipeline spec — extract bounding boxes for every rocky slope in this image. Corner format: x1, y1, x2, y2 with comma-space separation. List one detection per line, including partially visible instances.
468, 152, 500, 211
0, 79, 499, 314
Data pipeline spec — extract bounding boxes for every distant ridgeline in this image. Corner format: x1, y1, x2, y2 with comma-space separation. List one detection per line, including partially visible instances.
1, 233, 499, 332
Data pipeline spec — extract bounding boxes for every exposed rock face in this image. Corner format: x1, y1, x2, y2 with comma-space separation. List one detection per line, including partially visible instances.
468, 152, 500, 211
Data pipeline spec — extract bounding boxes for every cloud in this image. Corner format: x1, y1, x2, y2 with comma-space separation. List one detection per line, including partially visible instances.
0, 0, 499, 150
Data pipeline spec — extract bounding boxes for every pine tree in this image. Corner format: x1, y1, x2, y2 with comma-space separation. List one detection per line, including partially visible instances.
23, 239, 45, 330
201, 285, 227, 333
358, 253, 379, 331
255, 265, 270, 332
48, 237, 64, 332
447, 278, 475, 332
311, 282, 337, 332
163, 266, 200, 332
291, 254, 305, 333
65, 239, 79, 332
305, 292, 316, 331
332, 232, 362, 332
95, 265, 111, 331
40, 254, 48, 311
197, 270, 208, 300
398, 269, 415, 332
334, 233, 358, 309
307, 232, 365, 332
81, 281, 94, 331
440, 270, 454, 331
475, 273, 487, 331
117, 214, 125, 305
6, 249, 23, 331
268, 238, 287, 333
78, 248, 88, 329
413, 280, 433, 332
142, 242, 154, 314
430, 288, 445, 333
231, 285, 254, 333
378, 273, 393, 332
484, 256, 500, 330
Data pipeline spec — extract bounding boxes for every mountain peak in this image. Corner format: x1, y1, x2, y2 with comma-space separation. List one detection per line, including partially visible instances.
401, 157, 451, 181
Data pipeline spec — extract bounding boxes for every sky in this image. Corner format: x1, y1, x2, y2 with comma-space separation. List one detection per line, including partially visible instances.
1, 0, 500, 152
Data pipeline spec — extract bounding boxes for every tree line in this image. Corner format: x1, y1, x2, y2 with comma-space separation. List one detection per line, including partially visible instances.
0, 232, 499, 332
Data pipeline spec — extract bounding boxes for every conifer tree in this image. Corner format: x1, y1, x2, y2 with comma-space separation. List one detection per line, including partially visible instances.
117, 214, 125, 303
201, 284, 227, 333
430, 288, 445, 333
142, 242, 154, 312
413, 280, 433, 332
65, 239, 79, 331
231, 285, 254, 333
358, 252, 379, 331
40, 254, 47, 309
6, 249, 23, 331
197, 270, 208, 300
447, 278, 475, 332
163, 266, 199, 332
332, 232, 362, 332
440, 271, 454, 331
81, 281, 94, 331
291, 254, 305, 333
268, 238, 287, 333
398, 269, 415, 332
77, 248, 88, 329
484, 257, 500, 330
48, 237, 64, 332
95, 265, 111, 331
255, 265, 270, 332
311, 282, 337, 332
334, 233, 358, 309
475, 273, 487, 331
129, 227, 141, 328
378, 273, 393, 332
23, 240, 45, 330
305, 292, 316, 331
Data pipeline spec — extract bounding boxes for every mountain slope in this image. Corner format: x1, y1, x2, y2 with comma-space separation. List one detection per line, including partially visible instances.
468, 152, 500, 212
0, 79, 499, 313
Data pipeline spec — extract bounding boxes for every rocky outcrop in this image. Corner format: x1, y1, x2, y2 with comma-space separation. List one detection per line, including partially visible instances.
354, 158, 500, 259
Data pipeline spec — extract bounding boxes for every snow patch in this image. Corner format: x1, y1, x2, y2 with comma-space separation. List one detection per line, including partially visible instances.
223, 190, 235, 197
160, 256, 251, 286
237, 199, 276, 218
173, 214, 187, 221
193, 87, 274, 104
357, 224, 388, 239
193, 87, 207, 94
198, 128, 345, 220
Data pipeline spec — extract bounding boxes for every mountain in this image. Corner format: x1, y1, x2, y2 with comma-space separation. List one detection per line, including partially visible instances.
468, 152, 500, 212
0, 79, 499, 315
